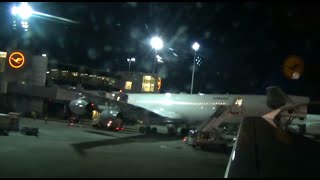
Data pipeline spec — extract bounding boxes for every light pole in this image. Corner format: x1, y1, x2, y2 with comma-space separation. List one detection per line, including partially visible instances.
191, 42, 200, 94
11, 2, 33, 31
11, 2, 33, 20
127, 58, 135, 71
11, 2, 33, 48
150, 36, 163, 74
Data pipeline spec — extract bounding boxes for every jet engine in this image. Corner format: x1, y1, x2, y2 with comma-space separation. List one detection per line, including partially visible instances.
69, 98, 96, 116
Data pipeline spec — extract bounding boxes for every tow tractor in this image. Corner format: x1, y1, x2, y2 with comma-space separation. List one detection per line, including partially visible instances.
92, 108, 124, 131
93, 118, 124, 131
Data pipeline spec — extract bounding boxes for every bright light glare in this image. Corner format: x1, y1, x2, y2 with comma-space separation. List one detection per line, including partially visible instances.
42, 54, 47, 57
232, 150, 236, 161
127, 58, 135, 62
20, 21, 28, 29
192, 42, 200, 51
11, 6, 18, 16
11, 2, 33, 20
150, 36, 163, 50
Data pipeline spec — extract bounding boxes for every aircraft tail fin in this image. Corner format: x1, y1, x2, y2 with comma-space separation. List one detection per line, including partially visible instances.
266, 86, 293, 109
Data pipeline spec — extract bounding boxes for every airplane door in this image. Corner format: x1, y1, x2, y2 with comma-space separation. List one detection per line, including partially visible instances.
230, 98, 244, 115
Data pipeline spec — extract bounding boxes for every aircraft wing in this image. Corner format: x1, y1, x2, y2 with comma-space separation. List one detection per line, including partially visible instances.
225, 94, 313, 178
225, 116, 320, 178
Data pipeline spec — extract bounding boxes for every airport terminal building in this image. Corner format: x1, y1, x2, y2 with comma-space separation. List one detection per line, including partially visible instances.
46, 66, 161, 94
0, 50, 161, 117
0, 50, 48, 115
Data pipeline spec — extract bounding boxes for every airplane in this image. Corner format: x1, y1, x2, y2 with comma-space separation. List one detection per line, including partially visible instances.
66, 85, 315, 177
66, 86, 309, 136
127, 86, 308, 133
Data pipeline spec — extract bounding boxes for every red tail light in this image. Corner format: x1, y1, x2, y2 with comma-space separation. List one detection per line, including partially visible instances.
121, 127, 124, 130
182, 137, 187, 142
116, 127, 119, 130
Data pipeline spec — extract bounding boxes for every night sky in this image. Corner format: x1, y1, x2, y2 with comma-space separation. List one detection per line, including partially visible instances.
0, 2, 320, 100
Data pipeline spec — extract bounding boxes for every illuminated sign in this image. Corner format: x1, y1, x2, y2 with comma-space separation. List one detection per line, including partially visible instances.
157, 78, 161, 90
8, 52, 25, 69
283, 55, 304, 80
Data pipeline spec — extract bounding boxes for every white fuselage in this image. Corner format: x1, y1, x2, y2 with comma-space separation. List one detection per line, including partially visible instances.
126, 93, 301, 124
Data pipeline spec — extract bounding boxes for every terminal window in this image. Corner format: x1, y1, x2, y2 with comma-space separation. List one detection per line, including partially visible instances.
61, 70, 69, 76
142, 75, 155, 92
0, 51, 7, 58
71, 72, 78, 77
125, 81, 132, 90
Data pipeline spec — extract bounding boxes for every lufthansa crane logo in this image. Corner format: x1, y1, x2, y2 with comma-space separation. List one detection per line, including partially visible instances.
9, 52, 25, 69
